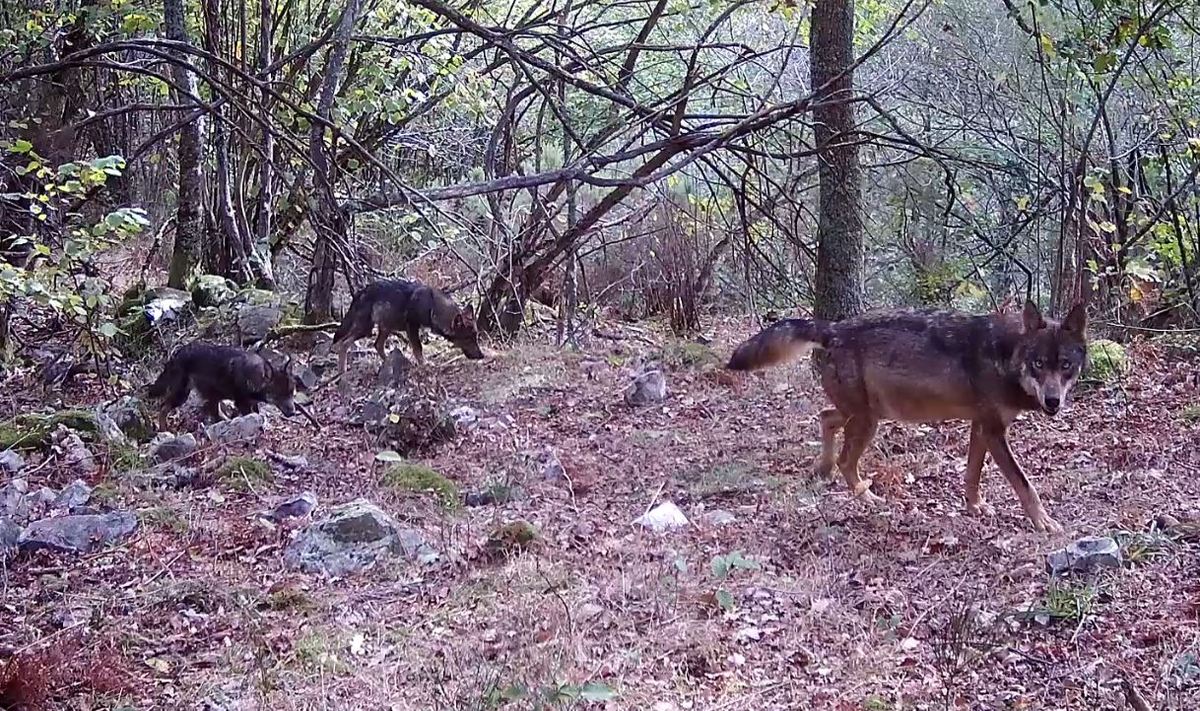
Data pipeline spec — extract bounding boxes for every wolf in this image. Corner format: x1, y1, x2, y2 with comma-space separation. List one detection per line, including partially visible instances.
726, 300, 1089, 532
147, 342, 300, 430
331, 278, 485, 379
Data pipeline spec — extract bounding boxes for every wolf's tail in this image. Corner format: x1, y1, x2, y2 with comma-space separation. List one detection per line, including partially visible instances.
146, 355, 187, 400
726, 318, 832, 371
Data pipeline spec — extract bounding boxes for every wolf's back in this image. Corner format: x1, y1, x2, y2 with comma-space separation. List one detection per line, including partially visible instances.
726, 318, 831, 371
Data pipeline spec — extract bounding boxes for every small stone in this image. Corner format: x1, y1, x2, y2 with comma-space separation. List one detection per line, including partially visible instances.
149, 432, 198, 463
634, 501, 690, 532
18, 511, 138, 554
579, 602, 604, 620
0, 517, 21, 556
464, 491, 495, 507
540, 450, 566, 481
0, 450, 25, 473
624, 370, 667, 406
54, 479, 92, 511
703, 509, 737, 527
1046, 536, 1122, 576
0, 479, 30, 523
450, 406, 479, 429
267, 451, 308, 470
52, 427, 96, 475
266, 492, 318, 522
205, 413, 265, 444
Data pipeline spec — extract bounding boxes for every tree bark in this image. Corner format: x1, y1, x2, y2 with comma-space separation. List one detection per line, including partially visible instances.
165, 0, 206, 289
304, 0, 363, 324
809, 0, 864, 321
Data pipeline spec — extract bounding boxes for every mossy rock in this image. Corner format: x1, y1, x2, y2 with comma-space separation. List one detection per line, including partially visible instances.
216, 456, 273, 492
235, 288, 282, 307
190, 274, 238, 308
1084, 339, 1128, 383
484, 520, 538, 558
380, 463, 459, 509
0, 410, 101, 451
660, 341, 720, 370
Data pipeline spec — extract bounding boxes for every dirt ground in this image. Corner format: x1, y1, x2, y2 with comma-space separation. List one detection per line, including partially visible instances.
1, 313, 1199, 711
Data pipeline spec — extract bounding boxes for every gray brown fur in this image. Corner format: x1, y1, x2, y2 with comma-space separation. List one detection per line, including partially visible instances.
331, 278, 484, 379
727, 301, 1088, 532
147, 342, 298, 429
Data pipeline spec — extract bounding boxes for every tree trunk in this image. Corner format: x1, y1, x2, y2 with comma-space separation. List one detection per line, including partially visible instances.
304, 0, 363, 324
165, 0, 206, 289
252, 0, 278, 289
809, 0, 864, 321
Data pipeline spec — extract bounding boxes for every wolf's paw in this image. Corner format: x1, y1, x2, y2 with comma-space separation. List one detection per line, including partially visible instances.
813, 458, 835, 480
1029, 510, 1062, 533
967, 499, 995, 517
852, 480, 885, 506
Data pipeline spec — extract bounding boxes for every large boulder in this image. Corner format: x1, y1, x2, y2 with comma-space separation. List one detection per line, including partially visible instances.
236, 305, 283, 344
624, 369, 667, 406
96, 396, 156, 443
283, 499, 436, 576
0, 517, 20, 557
18, 511, 138, 554
191, 274, 238, 308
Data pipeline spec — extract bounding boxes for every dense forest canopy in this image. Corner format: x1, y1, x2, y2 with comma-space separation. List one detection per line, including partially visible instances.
2, 0, 1199, 346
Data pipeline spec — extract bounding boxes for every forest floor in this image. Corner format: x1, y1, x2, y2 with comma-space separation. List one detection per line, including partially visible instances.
2, 305, 1200, 711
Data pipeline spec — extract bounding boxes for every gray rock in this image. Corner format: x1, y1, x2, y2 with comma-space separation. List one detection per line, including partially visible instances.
237, 305, 283, 344
0, 449, 25, 474
540, 449, 566, 481
283, 499, 436, 576
143, 287, 192, 325
205, 413, 265, 444
18, 511, 138, 554
97, 396, 155, 443
450, 405, 480, 429
55, 479, 92, 511
53, 427, 97, 475
374, 349, 414, 388
624, 369, 667, 406
703, 509, 738, 527
1047, 536, 1122, 576
634, 501, 690, 532
191, 274, 238, 308
0, 517, 20, 555
28, 486, 58, 516
0, 479, 30, 522
149, 432, 198, 463
266, 492, 318, 522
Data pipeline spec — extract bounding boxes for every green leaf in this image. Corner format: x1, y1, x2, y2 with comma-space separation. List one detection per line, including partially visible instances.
99, 322, 119, 338
375, 450, 404, 462
579, 682, 619, 701
7, 139, 33, 154
716, 589, 735, 612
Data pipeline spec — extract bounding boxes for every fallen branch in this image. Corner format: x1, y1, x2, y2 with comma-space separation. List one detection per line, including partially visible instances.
259, 321, 340, 345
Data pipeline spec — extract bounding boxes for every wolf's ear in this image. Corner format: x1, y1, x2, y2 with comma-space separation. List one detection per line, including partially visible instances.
1063, 302, 1087, 336
1022, 300, 1045, 333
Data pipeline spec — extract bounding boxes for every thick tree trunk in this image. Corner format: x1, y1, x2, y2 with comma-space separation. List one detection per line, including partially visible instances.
809, 0, 864, 321
165, 0, 206, 289
304, 0, 362, 324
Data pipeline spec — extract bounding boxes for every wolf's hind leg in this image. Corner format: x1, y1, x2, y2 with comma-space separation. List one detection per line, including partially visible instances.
837, 415, 883, 504
815, 408, 845, 479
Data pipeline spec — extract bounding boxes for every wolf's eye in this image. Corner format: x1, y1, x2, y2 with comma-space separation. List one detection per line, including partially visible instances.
1032, 359, 1044, 370
1060, 360, 1074, 372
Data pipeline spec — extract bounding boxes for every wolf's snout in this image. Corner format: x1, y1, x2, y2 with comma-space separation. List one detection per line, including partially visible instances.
1042, 395, 1061, 415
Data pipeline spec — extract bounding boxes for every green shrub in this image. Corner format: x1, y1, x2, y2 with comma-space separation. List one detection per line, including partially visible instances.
1084, 339, 1127, 383
380, 463, 459, 509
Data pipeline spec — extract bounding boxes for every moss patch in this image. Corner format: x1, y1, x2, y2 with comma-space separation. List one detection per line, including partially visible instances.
216, 456, 273, 492
483, 520, 538, 559
0, 410, 101, 451
380, 462, 459, 509
1084, 339, 1128, 383
660, 341, 720, 370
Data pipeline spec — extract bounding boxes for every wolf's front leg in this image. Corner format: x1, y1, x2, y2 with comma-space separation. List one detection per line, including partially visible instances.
406, 324, 424, 365
984, 426, 1061, 533
963, 422, 994, 516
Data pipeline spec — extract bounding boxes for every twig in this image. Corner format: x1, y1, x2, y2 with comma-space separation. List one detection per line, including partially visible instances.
1120, 677, 1153, 711
258, 320, 341, 345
